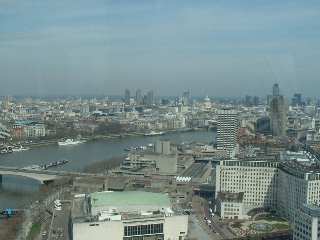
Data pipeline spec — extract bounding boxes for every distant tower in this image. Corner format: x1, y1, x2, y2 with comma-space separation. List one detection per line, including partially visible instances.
270, 84, 287, 137
124, 89, 130, 105
273, 83, 280, 97
135, 89, 142, 105
217, 109, 239, 157
146, 90, 154, 106
182, 90, 191, 106
292, 93, 302, 107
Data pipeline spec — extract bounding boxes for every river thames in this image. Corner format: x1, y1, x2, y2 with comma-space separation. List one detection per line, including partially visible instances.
0, 130, 215, 208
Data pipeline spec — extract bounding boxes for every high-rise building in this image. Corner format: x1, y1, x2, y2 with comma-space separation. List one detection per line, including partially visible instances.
270, 84, 287, 137
135, 89, 142, 105
124, 89, 130, 105
182, 90, 191, 106
252, 96, 259, 106
293, 204, 320, 240
215, 151, 320, 223
292, 93, 302, 107
273, 83, 280, 96
217, 109, 239, 156
256, 116, 271, 135
244, 95, 252, 107
146, 90, 154, 106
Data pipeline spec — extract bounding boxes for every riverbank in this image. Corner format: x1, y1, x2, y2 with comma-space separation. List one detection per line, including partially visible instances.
83, 156, 124, 173
0, 130, 215, 208
4, 127, 208, 150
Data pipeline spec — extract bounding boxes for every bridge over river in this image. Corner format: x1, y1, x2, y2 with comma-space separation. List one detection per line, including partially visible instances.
0, 166, 101, 184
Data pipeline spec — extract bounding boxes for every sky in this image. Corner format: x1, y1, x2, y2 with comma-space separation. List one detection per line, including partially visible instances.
0, 0, 320, 97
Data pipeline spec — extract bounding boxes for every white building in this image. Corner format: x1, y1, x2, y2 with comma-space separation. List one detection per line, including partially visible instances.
217, 109, 239, 157
215, 152, 320, 222
24, 123, 46, 138
215, 159, 279, 212
293, 204, 320, 240
277, 159, 320, 221
216, 192, 247, 220
0, 123, 10, 139
72, 191, 188, 240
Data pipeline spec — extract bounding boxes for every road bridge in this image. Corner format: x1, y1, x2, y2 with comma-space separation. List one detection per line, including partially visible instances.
0, 166, 101, 184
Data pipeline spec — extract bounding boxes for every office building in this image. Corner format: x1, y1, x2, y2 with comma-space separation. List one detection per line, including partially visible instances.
256, 116, 271, 135
215, 159, 279, 215
124, 89, 130, 105
146, 90, 154, 106
293, 204, 320, 240
216, 192, 246, 220
182, 91, 191, 106
135, 89, 142, 105
215, 151, 320, 222
72, 191, 188, 240
277, 159, 320, 221
292, 93, 303, 107
12, 121, 46, 139
244, 95, 259, 107
273, 83, 280, 96
270, 83, 288, 137
217, 109, 239, 157
0, 123, 10, 139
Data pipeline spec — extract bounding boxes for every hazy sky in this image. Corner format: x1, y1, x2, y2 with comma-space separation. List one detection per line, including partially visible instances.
1, 0, 320, 97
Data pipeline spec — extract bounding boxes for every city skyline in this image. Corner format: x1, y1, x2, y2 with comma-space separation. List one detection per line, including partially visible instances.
1, 0, 320, 96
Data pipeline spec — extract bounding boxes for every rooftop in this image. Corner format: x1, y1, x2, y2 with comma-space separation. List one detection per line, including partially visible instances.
301, 204, 320, 217
90, 191, 171, 208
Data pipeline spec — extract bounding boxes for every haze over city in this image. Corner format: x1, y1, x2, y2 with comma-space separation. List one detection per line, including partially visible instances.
2, 1, 320, 240
1, 0, 320, 97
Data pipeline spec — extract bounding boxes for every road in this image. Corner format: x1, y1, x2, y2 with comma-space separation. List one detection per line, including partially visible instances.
191, 196, 236, 240
188, 214, 213, 240
47, 203, 71, 240
203, 199, 235, 239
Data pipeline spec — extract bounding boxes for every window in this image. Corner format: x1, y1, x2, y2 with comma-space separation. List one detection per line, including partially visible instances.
124, 223, 164, 237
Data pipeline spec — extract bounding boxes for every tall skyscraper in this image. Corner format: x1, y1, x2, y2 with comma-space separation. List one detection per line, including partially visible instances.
124, 89, 130, 105
270, 83, 287, 137
182, 90, 191, 106
146, 90, 154, 106
292, 93, 302, 107
217, 109, 239, 157
272, 83, 280, 96
135, 89, 142, 105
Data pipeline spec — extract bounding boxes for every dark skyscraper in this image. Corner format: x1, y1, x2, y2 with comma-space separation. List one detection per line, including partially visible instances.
292, 93, 302, 107
182, 90, 191, 106
146, 90, 154, 106
270, 84, 287, 137
256, 117, 271, 135
135, 89, 142, 105
272, 83, 280, 97
124, 89, 130, 105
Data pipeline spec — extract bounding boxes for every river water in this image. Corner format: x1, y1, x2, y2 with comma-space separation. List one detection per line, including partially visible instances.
0, 130, 215, 208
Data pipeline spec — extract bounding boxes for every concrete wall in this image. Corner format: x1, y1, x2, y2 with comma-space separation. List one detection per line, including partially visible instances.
154, 154, 177, 174
164, 215, 188, 240
155, 140, 171, 155
73, 215, 188, 240
73, 221, 123, 240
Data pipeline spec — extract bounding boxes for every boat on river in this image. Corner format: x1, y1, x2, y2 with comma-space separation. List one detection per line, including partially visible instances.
144, 131, 165, 136
41, 159, 69, 170
12, 145, 30, 152
58, 139, 85, 146
0, 146, 13, 154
